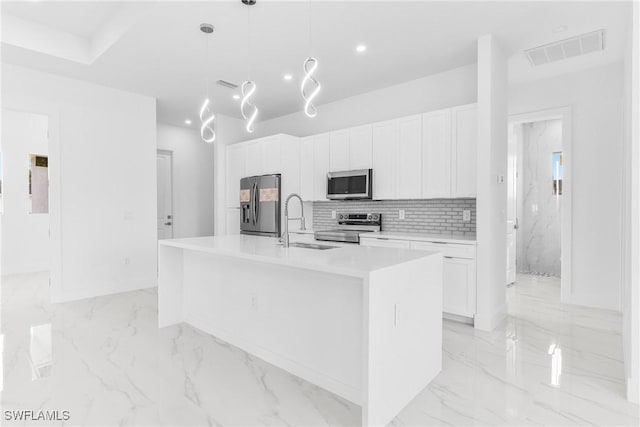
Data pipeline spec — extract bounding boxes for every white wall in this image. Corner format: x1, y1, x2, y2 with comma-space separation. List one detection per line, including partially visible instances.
509, 62, 625, 311
623, 0, 639, 404
156, 124, 214, 238
475, 35, 508, 331
2, 64, 157, 302
237, 63, 477, 140
1, 110, 49, 275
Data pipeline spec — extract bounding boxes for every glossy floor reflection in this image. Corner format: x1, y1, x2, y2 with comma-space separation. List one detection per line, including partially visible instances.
1, 273, 638, 426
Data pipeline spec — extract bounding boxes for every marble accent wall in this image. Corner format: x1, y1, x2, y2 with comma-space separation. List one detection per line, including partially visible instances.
517, 119, 562, 276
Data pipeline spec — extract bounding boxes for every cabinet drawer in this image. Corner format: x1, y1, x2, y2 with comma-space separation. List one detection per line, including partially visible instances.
360, 237, 411, 249
409, 241, 475, 259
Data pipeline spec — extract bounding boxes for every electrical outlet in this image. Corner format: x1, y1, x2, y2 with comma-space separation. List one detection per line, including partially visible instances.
124, 257, 131, 265
399, 210, 405, 220
331, 211, 336, 219
463, 210, 471, 222
251, 296, 258, 310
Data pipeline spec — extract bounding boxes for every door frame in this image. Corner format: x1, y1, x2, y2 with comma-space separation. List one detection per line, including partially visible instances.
156, 149, 174, 239
508, 106, 572, 303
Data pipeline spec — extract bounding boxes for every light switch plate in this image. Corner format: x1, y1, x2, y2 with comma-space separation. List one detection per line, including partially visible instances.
463, 210, 471, 222
331, 211, 336, 219
399, 210, 405, 220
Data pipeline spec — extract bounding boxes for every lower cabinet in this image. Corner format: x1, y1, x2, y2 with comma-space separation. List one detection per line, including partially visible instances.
441, 257, 476, 317
360, 236, 477, 319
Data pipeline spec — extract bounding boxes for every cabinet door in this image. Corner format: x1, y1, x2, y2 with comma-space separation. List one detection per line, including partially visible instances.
452, 104, 477, 197
299, 137, 314, 201
226, 208, 240, 235
442, 257, 476, 317
349, 124, 372, 170
226, 144, 246, 207
261, 136, 281, 175
372, 120, 398, 200
313, 133, 331, 200
396, 115, 423, 199
280, 137, 300, 200
329, 130, 350, 171
422, 109, 452, 198
245, 141, 262, 177
359, 237, 411, 249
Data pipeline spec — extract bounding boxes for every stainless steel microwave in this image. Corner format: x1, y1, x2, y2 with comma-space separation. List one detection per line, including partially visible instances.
326, 169, 372, 200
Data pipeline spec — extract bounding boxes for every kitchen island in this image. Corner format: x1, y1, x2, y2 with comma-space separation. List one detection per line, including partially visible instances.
158, 235, 442, 426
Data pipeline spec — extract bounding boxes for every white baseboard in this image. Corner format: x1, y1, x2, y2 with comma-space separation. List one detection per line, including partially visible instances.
474, 303, 507, 331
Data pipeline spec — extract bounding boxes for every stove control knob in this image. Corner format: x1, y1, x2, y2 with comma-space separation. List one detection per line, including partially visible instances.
338, 214, 344, 220
367, 214, 372, 220
373, 214, 379, 220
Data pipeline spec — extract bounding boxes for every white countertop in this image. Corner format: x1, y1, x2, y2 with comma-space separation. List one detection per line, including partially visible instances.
360, 231, 476, 245
159, 234, 439, 279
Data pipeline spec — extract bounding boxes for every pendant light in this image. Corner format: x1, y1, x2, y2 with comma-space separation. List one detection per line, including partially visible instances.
301, 0, 320, 118
240, 0, 258, 133
199, 23, 216, 143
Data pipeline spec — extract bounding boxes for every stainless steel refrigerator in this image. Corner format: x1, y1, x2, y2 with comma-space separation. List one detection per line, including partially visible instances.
240, 174, 281, 237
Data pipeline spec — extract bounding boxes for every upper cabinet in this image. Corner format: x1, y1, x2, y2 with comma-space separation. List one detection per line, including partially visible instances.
299, 136, 314, 201
313, 133, 331, 201
329, 130, 349, 171
224, 104, 477, 208
372, 120, 398, 200
422, 109, 452, 198
348, 125, 372, 170
451, 104, 477, 198
225, 143, 246, 208
396, 115, 423, 199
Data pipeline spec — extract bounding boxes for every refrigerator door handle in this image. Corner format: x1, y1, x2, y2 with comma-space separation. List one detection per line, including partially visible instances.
253, 182, 259, 224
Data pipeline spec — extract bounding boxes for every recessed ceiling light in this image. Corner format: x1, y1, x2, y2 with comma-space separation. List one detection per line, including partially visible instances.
553, 25, 568, 34
233, 94, 240, 100
283, 74, 293, 81
184, 119, 192, 125
356, 44, 367, 53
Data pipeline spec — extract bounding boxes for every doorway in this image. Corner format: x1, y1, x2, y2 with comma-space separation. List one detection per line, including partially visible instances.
507, 108, 572, 301
1, 110, 50, 275
156, 150, 174, 240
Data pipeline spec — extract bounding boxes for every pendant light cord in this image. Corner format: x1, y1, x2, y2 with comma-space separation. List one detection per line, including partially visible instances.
307, 0, 312, 55
247, 5, 252, 80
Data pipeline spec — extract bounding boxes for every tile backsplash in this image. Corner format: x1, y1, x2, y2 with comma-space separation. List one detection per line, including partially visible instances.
313, 199, 476, 235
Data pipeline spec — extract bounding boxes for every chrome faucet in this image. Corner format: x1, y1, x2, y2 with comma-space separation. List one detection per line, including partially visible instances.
282, 193, 305, 248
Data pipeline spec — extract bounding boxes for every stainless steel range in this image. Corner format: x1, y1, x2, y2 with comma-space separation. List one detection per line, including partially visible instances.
314, 212, 382, 243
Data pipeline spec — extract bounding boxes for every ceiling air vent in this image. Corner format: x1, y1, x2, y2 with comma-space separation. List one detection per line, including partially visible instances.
525, 29, 605, 67
216, 80, 238, 89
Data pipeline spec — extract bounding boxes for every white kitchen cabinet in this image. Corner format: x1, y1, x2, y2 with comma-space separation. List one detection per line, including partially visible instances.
245, 141, 262, 177
348, 124, 373, 170
360, 237, 411, 249
372, 120, 398, 200
329, 129, 350, 171
261, 136, 282, 175
225, 143, 246, 208
451, 104, 477, 198
409, 240, 476, 318
280, 136, 300, 200
299, 136, 314, 201
396, 115, 423, 199
442, 257, 476, 317
225, 208, 240, 235
313, 133, 331, 200
422, 109, 452, 198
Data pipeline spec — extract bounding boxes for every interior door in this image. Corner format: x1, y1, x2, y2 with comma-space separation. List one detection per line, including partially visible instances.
157, 151, 173, 239
506, 124, 518, 284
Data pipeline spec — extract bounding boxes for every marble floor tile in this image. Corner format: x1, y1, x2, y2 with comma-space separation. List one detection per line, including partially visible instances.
1, 272, 638, 426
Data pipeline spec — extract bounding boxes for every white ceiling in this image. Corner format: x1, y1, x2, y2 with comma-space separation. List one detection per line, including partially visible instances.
0, 1, 631, 128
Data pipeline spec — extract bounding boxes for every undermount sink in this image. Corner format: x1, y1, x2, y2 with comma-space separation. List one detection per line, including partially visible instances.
287, 242, 338, 250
